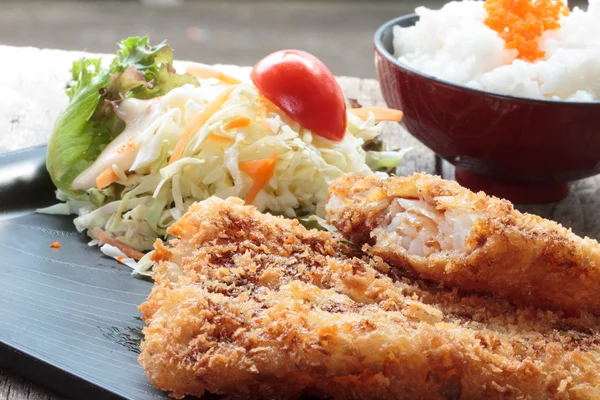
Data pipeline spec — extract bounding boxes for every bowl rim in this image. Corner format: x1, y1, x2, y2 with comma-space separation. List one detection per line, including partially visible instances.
374, 14, 600, 107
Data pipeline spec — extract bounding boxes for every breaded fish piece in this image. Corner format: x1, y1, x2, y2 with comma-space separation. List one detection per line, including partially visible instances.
139, 196, 600, 400
325, 173, 600, 316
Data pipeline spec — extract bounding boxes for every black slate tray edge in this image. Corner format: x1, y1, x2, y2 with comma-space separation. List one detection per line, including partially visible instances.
0, 339, 124, 400
0, 144, 128, 400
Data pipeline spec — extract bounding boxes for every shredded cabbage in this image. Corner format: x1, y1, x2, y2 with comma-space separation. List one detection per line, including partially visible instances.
100, 244, 139, 271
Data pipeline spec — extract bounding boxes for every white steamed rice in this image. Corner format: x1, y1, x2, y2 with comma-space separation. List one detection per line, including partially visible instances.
393, 0, 600, 101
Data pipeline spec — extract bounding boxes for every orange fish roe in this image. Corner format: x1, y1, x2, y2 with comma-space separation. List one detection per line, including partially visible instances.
484, 0, 570, 62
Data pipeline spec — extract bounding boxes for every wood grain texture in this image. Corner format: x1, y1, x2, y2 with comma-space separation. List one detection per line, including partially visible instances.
0, 44, 599, 400
0, 369, 61, 400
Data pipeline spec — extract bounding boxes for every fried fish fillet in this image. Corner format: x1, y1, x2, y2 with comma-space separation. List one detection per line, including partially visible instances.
325, 173, 600, 316
138, 196, 600, 400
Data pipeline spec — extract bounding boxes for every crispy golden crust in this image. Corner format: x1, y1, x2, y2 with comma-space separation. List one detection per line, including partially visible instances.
139, 197, 600, 400
325, 173, 600, 316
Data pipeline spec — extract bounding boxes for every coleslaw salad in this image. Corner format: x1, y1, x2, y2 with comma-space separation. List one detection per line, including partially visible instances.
39, 37, 410, 276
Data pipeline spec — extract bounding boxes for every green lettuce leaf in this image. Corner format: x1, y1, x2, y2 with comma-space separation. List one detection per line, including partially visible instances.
297, 214, 338, 232
366, 147, 413, 172
88, 185, 124, 208
46, 36, 198, 196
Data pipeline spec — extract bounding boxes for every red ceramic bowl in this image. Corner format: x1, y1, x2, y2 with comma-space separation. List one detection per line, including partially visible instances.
374, 15, 600, 203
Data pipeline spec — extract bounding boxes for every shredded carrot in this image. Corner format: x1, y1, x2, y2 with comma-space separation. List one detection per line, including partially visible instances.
96, 167, 119, 189
91, 227, 145, 261
223, 116, 251, 131
484, 0, 569, 62
257, 96, 273, 131
185, 64, 241, 85
206, 133, 235, 144
50, 242, 61, 249
238, 150, 278, 205
117, 256, 124, 262
259, 116, 270, 131
169, 86, 235, 164
350, 107, 403, 122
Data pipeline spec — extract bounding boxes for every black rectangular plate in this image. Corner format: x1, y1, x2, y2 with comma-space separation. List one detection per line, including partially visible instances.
0, 145, 169, 400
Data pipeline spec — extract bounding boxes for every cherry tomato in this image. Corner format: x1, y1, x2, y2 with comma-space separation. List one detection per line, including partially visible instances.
250, 50, 347, 142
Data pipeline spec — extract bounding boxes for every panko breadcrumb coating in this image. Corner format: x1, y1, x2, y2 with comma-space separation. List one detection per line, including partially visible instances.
326, 173, 600, 316
139, 196, 600, 400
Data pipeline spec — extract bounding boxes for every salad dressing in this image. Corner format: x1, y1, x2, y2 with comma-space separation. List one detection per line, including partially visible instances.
71, 97, 162, 190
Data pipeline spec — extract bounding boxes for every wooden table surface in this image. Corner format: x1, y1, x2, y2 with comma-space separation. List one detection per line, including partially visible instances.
1, 45, 599, 400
